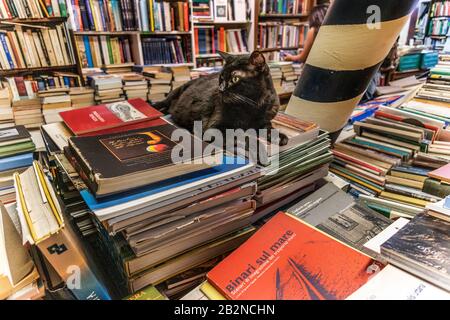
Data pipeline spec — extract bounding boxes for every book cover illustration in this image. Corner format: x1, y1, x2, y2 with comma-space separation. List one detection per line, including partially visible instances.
106, 101, 146, 122
207, 212, 382, 300
381, 213, 450, 284
100, 130, 176, 162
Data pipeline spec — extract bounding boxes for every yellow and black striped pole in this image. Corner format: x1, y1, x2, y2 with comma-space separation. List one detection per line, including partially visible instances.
285, 0, 418, 136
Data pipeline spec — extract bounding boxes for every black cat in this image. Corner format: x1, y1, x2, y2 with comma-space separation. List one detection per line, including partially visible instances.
154, 50, 288, 145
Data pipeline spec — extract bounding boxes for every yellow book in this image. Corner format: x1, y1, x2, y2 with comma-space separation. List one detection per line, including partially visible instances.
200, 281, 226, 300
385, 175, 424, 189
124, 285, 166, 300
89, 0, 99, 30
149, 0, 155, 32
329, 168, 382, 193
379, 191, 429, 207
390, 171, 428, 183
37, 0, 50, 17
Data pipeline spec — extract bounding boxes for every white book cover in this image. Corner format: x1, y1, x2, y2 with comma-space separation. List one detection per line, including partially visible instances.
233, 0, 246, 21
51, 0, 61, 16
363, 217, 410, 254
347, 265, 450, 300
214, 0, 228, 22
426, 199, 450, 217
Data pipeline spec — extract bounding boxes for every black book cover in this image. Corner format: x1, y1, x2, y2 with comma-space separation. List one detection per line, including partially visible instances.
37, 31, 51, 66
79, 1, 90, 31
0, 125, 30, 143
68, 123, 215, 192
381, 213, 450, 288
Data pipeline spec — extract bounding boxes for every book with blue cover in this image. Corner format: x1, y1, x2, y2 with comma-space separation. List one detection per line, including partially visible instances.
0, 153, 33, 172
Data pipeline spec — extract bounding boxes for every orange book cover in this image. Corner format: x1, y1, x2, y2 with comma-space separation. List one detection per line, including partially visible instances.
219, 27, 226, 52
183, 2, 189, 32
194, 28, 200, 55
207, 212, 383, 300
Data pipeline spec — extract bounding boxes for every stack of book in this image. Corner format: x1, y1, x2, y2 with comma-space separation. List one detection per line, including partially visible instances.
0, 84, 13, 129
280, 62, 297, 93
11, 98, 42, 129
51, 102, 263, 297
192, 0, 212, 20
39, 87, 71, 124
0, 25, 74, 70
0, 125, 35, 204
121, 73, 149, 100
268, 63, 283, 95
252, 113, 332, 222
76, 36, 133, 68
0, 0, 67, 19
0, 203, 43, 300
88, 74, 124, 104
69, 87, 95, 108
142, 67, 173, 102
103, 63, 135, 74
416, 59, 450, 104
142, 36, 192, 65
258, 22, 309, 49
170, 65, 191, 90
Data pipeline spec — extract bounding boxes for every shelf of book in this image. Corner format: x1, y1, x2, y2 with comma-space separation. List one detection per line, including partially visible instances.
193, 20, 252, 25
73, 31, 141, 36
258, 14, 309, 19
258, 46, 302, 52
0, 17, 68, 24
140, 31, 192, 35
0, 65, 78, 77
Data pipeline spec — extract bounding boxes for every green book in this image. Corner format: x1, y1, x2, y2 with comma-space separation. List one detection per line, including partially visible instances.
123, 285, 166, 300
58, 0, 67, 17
0, 141, 35, 158
106, 36, 114, 65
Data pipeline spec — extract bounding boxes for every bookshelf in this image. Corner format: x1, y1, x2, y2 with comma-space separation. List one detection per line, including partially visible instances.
423, 0, 450, 49
254, 0, 315, 62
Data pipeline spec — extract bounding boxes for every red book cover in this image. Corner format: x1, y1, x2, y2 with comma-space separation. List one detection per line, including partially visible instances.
374, 110, 439, 134
80, 118, 167, 137
207, 212, 383, 300
183, 3, 189, 32
59, 98, 163, 135
14, 77, 27, 97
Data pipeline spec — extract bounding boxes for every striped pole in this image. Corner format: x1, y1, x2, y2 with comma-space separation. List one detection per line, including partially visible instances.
285, 0, 418, 134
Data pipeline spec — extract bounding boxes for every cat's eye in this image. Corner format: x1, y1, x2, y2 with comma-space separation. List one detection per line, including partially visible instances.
232, 76, 240, 83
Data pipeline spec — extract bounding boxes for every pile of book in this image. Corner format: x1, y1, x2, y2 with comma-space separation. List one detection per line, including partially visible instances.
0, 203, 43, 300
76, 36, 133, 69
46, 99, 264, 298
184, 181, 450, 300
0, 125, 35, 205
0, 26, 74, 70
415, 58, 450, 104
330, 105, 450, 218
89, 74, 124, 104
171, 65, 191, 90
11, 97, 43, 130
0, 0, 67, 19
0, 84, 13, 129
69, 87, 95, 108
192, 0, 212, 20
268, 63, 283, 95
102, 63, 135, 74
142, 36, 192, 65
252, 112, 332, 223
121, 74, 149, 101
280, 62, 297, 93
141, 66, 173, 103
39, 87, 71, 124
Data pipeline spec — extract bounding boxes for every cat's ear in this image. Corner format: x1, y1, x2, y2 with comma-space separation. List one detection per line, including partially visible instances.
218, 51, 233, 63
249, 51, 266, 69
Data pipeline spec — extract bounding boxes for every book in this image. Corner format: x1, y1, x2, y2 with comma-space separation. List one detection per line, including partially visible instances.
60, 98, 162, 135
68, 122, 222, 196
381, 213, 450, 291
428, 163, 450, 183
347, 265, 450, 300
207, 212, 383, 300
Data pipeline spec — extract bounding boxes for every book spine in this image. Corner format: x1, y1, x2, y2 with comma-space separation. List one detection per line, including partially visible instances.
0, 33, 14, 68
423, 178, 450, 198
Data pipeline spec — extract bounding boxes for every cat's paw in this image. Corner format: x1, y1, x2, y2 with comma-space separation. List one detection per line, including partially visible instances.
279, 132, 289, 146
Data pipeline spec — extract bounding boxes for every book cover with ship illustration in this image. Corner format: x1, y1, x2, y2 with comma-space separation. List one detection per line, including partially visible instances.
207, 212, 383, 300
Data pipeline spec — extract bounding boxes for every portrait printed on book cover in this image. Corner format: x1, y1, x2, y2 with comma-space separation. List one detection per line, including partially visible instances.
107, 101, 147, 122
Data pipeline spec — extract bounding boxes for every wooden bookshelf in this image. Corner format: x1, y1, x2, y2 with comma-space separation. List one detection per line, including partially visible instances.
73, 31, 140, 36
0, 65, 78, 77
193, 20, 251, 25
0, 17, 67, 24
258, 14, 309, 19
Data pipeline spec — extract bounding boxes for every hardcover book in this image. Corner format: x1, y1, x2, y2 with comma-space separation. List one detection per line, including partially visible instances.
207, 212, 383, 300
381, 213, 450, 291
60, 98, 163, 135
68, 123, 222, 197
0, 125, 31, 145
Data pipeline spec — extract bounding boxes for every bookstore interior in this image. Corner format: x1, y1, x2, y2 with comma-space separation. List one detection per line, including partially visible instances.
1, 0, 450, 302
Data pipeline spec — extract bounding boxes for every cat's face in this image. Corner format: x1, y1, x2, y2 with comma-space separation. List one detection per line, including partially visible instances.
218, 51, 270, 107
